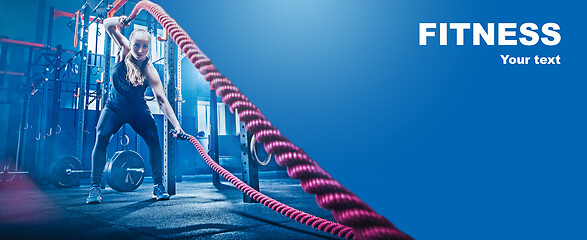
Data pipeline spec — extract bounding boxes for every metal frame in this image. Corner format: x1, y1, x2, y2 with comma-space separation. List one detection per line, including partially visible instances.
240, 121, 259, 203
102, 28, 111, 111
163, 38, 177, 195
176, 44, 184, 182
34, 50, 52, 182
210, 90, 220, 184
45, 45, 65, 180
75, 5, 90, 164
15, 47, 35, 176
16, 82, 31, 176
2, 11, 76, 180
101, 29, 110, 189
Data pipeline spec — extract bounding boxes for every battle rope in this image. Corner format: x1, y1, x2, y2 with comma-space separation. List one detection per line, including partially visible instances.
172, 130, 354, 239
127, 1, 412, 239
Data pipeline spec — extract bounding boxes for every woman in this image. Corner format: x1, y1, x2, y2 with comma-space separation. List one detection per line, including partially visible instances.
86, 16, 184, 204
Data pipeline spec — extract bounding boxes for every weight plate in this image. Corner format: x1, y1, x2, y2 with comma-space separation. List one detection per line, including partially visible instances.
51, 155, 82, 188
106, 150, 145, 192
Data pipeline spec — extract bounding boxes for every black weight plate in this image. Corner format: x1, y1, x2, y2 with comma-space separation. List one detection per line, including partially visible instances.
104, 151, 122, 181
106, 151, 145, 192
51, 155, 82, 188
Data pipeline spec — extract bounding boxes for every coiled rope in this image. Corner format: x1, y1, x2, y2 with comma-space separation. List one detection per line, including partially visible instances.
127, 1, 412, 239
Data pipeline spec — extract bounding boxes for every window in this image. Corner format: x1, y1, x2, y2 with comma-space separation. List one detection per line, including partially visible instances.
197, 100, 228, 137
86, 20, 105, 55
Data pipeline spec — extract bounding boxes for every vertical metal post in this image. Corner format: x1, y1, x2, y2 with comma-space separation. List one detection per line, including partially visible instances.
35, 46, 63, 180
0, 42, 7, 87
240, 121, 259, 203
210, 90, 220, 184
16, 48, 34, 178
163, 39, 177, 195
84, 51, 92, 148
176, 46, 183, 182
50, 46, 63, 131
102, 31, 111, 110
46, 45, 63, 172
35, 5, 54, 181
16, 95, 31, 174
93, 37, 101, 115
35, 67, 49, 181
47, 6, 54, 47
76, 5, 90, 164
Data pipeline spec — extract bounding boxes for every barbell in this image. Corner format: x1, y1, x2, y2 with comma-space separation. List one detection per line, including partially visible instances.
50, 150, 145, 192
0, 164, 29, 188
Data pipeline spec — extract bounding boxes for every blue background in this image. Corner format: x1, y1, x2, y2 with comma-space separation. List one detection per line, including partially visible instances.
158, 1, 585, 239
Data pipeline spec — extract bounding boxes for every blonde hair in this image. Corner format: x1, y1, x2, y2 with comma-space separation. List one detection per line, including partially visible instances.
125, 29, 150, 87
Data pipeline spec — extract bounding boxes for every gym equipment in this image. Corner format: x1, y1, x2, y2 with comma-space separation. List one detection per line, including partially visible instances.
0, 163, 30, 189
250, 134, 272, 166
104, 151, 145, 192
50, 151, 145, 191
171, 130, 190, 140
50, 155, 82, 188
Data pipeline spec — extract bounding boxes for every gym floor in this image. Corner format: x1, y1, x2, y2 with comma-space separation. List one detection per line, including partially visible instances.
0, 172, 342, 240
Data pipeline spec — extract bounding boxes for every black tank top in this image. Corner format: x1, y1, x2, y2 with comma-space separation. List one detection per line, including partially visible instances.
106, 58, 150, 110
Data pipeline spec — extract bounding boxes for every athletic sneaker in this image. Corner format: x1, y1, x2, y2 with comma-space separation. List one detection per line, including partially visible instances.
153, 184, 170, 201
86, 186, 102, 204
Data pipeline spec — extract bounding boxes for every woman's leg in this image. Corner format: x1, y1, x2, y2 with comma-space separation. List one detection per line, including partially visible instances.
128, 108, 163, 185
91, 107, 125, 186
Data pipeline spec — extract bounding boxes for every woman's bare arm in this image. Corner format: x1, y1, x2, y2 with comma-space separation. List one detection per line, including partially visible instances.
103, 16, 130, 60
144, 62, 184, 134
